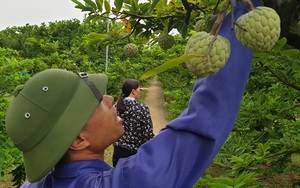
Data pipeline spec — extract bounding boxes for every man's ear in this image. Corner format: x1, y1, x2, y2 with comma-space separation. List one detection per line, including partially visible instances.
70, 133, 90, 150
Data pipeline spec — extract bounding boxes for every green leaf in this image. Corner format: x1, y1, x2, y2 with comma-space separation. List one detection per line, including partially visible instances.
84, 0, 97, 10
84, 38, 104, 47
104, 0, 111, 13
272, 37, 287, 51
84, 14, 98, 22
139, 54, 200, 80
72, 0, 88, 10
147, 0, 160, 14
90, 16, 102, 23
95, 0, 103, 12
206, 183, 232, 187
253, 51, 271, 59
114, 0, 123, 12
281, 49, 300, 58
77, 6, 95, 12
234, 172, 258, 188
130, 0, 139, 12
88, 32, 109, 38
230, 155, 244, 163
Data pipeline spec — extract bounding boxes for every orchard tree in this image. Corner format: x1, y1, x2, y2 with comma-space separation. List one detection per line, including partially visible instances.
72, 0, 299, 79
71, 0, 300, 49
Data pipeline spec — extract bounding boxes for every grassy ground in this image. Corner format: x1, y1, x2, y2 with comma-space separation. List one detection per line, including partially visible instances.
0, 175, 15, 188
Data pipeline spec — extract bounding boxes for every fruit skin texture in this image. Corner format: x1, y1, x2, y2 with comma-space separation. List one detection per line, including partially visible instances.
291, 153, 300, 166
235, 6, 281, 51
158, 33, 175, 50
184, 32, 231, 78
195, 20, 207, 32
123, 43, 139, 58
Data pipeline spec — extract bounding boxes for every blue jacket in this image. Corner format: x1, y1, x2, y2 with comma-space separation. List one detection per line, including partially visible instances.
21, 0, 260, 187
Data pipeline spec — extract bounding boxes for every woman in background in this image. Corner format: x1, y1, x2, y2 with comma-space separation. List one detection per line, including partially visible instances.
113, 79, 154, 167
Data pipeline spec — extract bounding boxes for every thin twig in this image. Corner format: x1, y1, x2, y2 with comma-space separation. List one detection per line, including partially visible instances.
210, 0, 232, 36
230, 0, 235, 29
239, 0, 255, 11
213, 0, 222, 15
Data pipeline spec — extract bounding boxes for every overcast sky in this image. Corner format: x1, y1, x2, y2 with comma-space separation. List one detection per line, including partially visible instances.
0, 0, 85, 30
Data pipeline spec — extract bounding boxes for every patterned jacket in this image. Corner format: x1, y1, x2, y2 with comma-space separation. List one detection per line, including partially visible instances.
114, 99, 154, 151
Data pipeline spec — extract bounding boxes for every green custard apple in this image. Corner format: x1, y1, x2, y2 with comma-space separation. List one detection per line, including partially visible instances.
291, 153, 300, 166
195, 19, 207, 32
205, 14, 218, 32
184, 31, 231, 78
123, 43, 139, 58
235, 6, 281, 51
158, 33, 175, 51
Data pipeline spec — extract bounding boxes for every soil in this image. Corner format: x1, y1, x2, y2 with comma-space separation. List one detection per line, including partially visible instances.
143, 76, 169, 135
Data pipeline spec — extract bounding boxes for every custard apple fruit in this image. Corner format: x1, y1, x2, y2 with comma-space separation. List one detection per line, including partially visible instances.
184, 31, 231, 78
291, 153, 300, 166
235, 6, 281, 51
205, 14, 218, 32
123, 43, 139, 58
158, 33, 175, 50
195, 20, 207, 32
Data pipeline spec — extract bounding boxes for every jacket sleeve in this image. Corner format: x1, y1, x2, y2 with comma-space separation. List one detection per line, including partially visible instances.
112, 0, 261, 187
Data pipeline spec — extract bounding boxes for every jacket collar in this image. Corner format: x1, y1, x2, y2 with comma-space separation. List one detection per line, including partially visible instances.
52, 159, 112, 178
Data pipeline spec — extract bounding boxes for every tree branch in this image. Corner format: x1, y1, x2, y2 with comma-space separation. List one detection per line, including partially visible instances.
239, 0, 255, 11
120, 11, 186, 21
181, 0, 192, 26
210, 0, 232, 36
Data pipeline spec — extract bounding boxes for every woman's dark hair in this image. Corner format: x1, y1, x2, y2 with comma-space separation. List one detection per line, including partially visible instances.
116, 79, 140, 113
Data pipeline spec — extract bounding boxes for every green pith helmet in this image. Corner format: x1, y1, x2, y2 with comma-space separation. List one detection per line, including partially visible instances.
5, 69, 108, 182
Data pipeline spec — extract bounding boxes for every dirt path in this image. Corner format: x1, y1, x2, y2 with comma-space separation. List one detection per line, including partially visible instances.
144, 76, 169, 135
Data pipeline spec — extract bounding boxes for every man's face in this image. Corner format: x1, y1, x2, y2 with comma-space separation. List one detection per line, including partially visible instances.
82, 95, 124, 152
